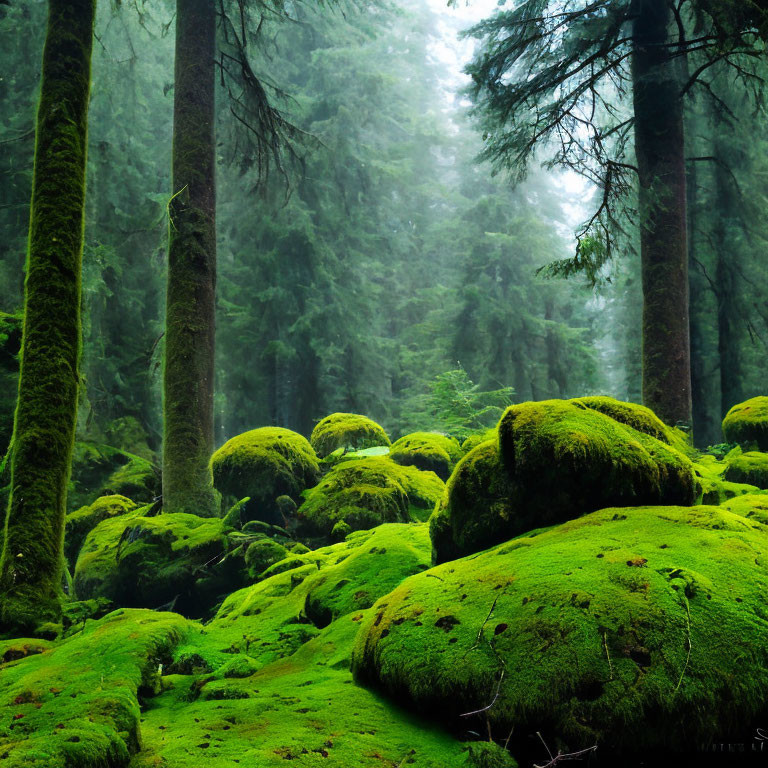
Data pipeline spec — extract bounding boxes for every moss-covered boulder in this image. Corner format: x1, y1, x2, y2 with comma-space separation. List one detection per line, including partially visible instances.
0, 609, 188, 768
65, 494, 138, 565
724, 451, 768, 489
310, 412, 390, 458
354, 504, 768, 758
693, 454, 759, 504
296, 457, 443, 540
69, 442, 160, 511
390, 432, 463, 480
74, 512, 245, 617
243, 538, 290, 580
207, 524, 433, 666
431, 400, 697, 562
211, 427, 320, 524
570, 395, 693, 454
460, 428, 496, 455
722, 396, 768, 450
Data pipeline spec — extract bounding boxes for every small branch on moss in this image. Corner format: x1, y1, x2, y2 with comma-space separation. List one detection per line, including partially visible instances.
466, 595, 499, 654
425, 573, 444, 582
533, 732, 598, 767
460, 670, 505, 717
673, 598, 692, 694
602, 631, 613, 681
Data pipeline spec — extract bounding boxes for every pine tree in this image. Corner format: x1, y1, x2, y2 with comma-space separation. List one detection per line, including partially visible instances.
0, 0, 96, 632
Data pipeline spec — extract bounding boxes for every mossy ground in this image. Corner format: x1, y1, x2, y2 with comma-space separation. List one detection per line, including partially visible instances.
0, 609, 188, 767
355, 504, 768, 758
310, 412, 390, 458
390, 432, 463, 480
211, 428, 320, 525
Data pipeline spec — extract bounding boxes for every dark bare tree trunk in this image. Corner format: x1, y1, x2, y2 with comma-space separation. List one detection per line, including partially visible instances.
163, 0, 218, 516
632, 0, 692, 427
0, 0, 95, 633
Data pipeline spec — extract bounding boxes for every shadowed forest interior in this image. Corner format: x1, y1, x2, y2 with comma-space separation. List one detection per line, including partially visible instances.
2, 1, 768, 767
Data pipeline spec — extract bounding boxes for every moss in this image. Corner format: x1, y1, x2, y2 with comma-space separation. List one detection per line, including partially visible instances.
354, 504, 768, 757
64, 494, 138, 565
244, 538, 289, 580
722, 396, 768, 450
296, 457, 442, 540
211, 427, 320, 525
0, 608, 188, 767
570, 396, 694, 455
429, 440, 514, 564
68, 441, 160, 511
310, 412, 390, 458
432, 400, 697, 562
0, 0, 97, 634
162, 0, 218, 520
206, 524, 432, 669
134, 613, 467, 767
719, 492, 768, 524
460, 428, 496, 455
724, 451, 768, 489
390, 432, 463, 480
692, 454, 758, 504
73, 512, 245, 618
0, 311, 22, 455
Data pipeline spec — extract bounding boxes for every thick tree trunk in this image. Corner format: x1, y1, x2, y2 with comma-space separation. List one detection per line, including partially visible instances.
0, 0, 95, 632
713, 150, 744, 418
163, 0, 218, 517
632, 0, 692, 427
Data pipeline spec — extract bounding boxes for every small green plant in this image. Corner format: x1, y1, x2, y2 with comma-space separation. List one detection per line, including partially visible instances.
404, 368, 514, 441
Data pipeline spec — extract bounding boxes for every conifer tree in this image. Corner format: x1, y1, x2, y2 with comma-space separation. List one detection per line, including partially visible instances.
0, 0, 96, 632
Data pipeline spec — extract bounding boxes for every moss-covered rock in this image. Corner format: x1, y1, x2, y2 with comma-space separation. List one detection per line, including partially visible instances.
722, 396, 768, 450
244, 538, 290, 580
390, 432, 463, 480
693, 454, 759, 504
211, 427, 320, 525
724, 451, 768, 489
73, 512, 245, 617
69, 442, 160, 511
431, 400, 697, 562
460, 428, 496, 455
429, 440, 514, 564
296, 457, 443, 540
354, 504, 768, 758
0, 609, 188, 767
65, 494, 138, 565
570, 395, 693, 454
310, 412, 390, 458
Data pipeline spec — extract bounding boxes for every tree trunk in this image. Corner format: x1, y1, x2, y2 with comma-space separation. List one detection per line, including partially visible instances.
163, 0, 218, 517
632, 0, 692, 427
713, 144, 744, 418
0, 0, 95, 632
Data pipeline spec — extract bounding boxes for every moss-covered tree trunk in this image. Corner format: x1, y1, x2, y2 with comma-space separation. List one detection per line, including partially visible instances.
0, 0, 95, 632
163, 0, 218, 517
713, 134, 744, 418
632, 0, 692, 427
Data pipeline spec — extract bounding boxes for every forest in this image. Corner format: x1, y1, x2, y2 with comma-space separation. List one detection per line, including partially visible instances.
2, 0, 768, 766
